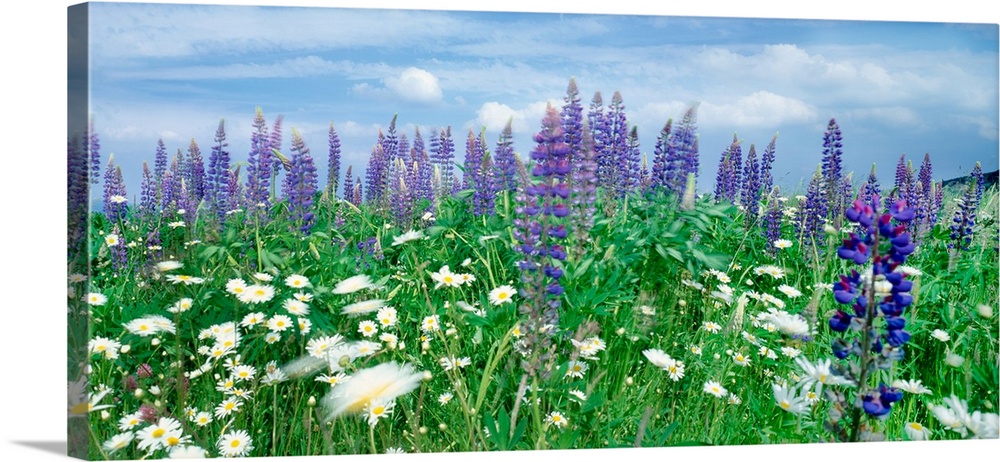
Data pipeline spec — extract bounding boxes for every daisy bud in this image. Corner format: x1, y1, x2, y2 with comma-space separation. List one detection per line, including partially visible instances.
338, 356, 351, 368
746, 279, 754, 286
398, 341, 406, 350
154, 400, 162, 408
419, 426, 428, 435
421, 341, 430, 351
150, 386, 161, 396
823, 224, 838, 235
616, 327, 625, 335
438, 423, 447, 431
134, 389, 144, 398
978, 304, 994, 318
100, 410, 111, 420
151, 338, 161, 346
307, 396, 317, 407
678, 300, 687, 307
625, 377, 633, 386
423, 371, 433, 381
446, 327, 458, 336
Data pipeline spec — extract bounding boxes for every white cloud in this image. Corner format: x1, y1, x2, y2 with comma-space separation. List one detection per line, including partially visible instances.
384, 68, 444, 103
848, 106, 921, 127
699, 91, 817, 128
472, 99, 561, 135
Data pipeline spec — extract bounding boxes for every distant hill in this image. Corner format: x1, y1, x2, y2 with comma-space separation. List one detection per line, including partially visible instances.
941, 169, 999, 190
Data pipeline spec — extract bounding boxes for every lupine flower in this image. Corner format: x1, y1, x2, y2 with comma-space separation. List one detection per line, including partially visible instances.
430, 126, 456, 198
245, 107, 273, 221
206, 119, 230, 225
741, 143, 762, 226
281, 129, 319, 235
513, 104, 572, 378
561, 78, 584, 167
795, 166, 828, 249
139, 161, 156, 219
88, 119, 101, 184
186, 138, 206, 203
665, 105, 700, 197
821, 118, 845, 227
650, 119, 673, 192
569, 121, 598, 259
949, 162, 983, 252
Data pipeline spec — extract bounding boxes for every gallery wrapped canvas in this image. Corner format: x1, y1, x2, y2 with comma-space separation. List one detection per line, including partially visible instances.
67, 2, 999, 460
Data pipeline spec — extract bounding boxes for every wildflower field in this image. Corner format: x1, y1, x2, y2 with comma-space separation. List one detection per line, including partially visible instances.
67, 79, 999, 459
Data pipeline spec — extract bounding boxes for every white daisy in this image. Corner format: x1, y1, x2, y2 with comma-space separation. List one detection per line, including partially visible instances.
392, 230, 424, 246
217, 429, 253, 457
332, 274, 374, 294
284, 274, 310, 289
488, 285, 516, 305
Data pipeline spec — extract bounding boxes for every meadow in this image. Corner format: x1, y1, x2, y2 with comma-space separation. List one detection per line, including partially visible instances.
66, 79, 998, 459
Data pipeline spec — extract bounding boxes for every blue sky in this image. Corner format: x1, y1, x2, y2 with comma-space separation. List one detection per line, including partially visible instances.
82, 1, 999, 200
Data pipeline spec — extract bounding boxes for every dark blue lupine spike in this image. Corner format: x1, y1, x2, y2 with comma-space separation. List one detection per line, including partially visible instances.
160, 169, 177, 217
462, 129, 482, 191
949, 162, 983, 252
225, 167, 241, 214
431, 126, 456, 197
887, 153, 907, 210
327, 122, 341, 198
650, 120, 672, 192
625, 125, 642, 194
570, 120, 598, 259
602, 91, 630, 198
389, 158, 414, 228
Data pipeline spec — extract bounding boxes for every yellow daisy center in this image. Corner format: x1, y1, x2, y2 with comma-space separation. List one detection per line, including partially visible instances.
779, 401, 791, 410
152, 428, 165, 438
231, 439, 241, 448
167, 436, 180, 446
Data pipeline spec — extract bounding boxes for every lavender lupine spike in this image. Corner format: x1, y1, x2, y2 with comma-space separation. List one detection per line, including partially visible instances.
821, 118, 845, 227
430, 127, 455, 198
760, 133, 777, 196
327, 122, 341, 198
514, 104, 571, 378
570, 121, 599, 260
650, 120, 672, 192
561, 77, 584, 167
268, 114, 285, 176
88, 118, 101, 184
972, 161, 985, 202
741, 144, 761, 226
102, 155, 128, 223
139, 161, 156, 219
713, 136, 741, 204
352, 176, 363, 207
493, 118, 518, 193
67, 135, 89, 252
639, 153, 651, 194
417, 148, 435, 209
887, 153, 907, 209
472, 150, 497, 217
160, 169, 177, 217
187, 139, 206, 203
178, 179, 197, 225
108, 224, 128, 275
206, 120, 230, 224
462, 129, 482, 191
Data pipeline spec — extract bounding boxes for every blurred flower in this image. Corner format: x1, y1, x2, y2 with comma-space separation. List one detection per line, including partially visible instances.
772, 383, 809, 415
155, 261, 183, 272
333, 274, 374, 294
904, 422, 931, 441
323, 362, 424, 421
392, 230, 424, 246
931, 329, 951, 342
703, 380, 729, 398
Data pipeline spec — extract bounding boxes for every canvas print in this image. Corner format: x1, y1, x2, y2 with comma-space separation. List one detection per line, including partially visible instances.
67, 2, 999, 460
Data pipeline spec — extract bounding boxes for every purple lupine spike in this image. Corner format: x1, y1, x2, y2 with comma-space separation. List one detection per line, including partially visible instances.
139, 161, 156, 219
741, 143, 761, 226
667, 105, 700, 196
352, 176, 363, 207
154, 138, 167, 194
429, 127, 457, 199
389, 158, 414, 228
407, 128, 424, 201
342, 167, 354, 204
821, 118, 845, 227
561, 77, 584, 167
327, 122, 341, 198
282, 128, 318, 235
493, 118, 518, 193
462, 129, 481, 191
383, 114, 399, 166
206, 120, 229, 224
108, 224, 128, 275
603, 91, 631, 198
88, 118, 101, 185
888, 153, 907, 209
796, 165, 828, 249
570, 120, 598, 259
187, 138, 206, 203
225, 166, 241, 215
713, 136, 741, 204
729, 134, 743, 201
625, 125, 642, 194
639, 153, 651, 194
762, 186, 783, 254
949, 162, 984, 252
245, 107, 272, 218
67, 135, 89, 253
933, 180, 944, 225
650, 119, 672, 192
587, 92, 610, 191
472, 147, 497, 217
160, 169, 177, 217
102, 155, 128, 222
760, 133, 777, 196
514, 104, 572, 378
365, 141, 389, 207
268, 114, 284, 174
860, 163, 881, 206
178, 178, 196, 225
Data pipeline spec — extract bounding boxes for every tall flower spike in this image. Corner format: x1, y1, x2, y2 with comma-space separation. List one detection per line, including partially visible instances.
759, 133, 777, 197
821, 118, 845, 227
668, 105, 700, 197
741, 143, 761, 227
493, 118, 518, 193
561, 77, 584, 168
154, 138, 168, 197
327, 122, 341, 198
570, 120, 598, 260
139, 161, 156, 220
282, 129, 319, 235
650, 119, 672, 192
514, 104, 571, 378
88, 118, 101, 185
206, 120, 230, 225
187, 138, 206, 203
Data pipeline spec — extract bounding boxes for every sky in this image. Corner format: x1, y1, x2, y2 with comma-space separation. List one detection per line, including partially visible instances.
78, 2, 999, 203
